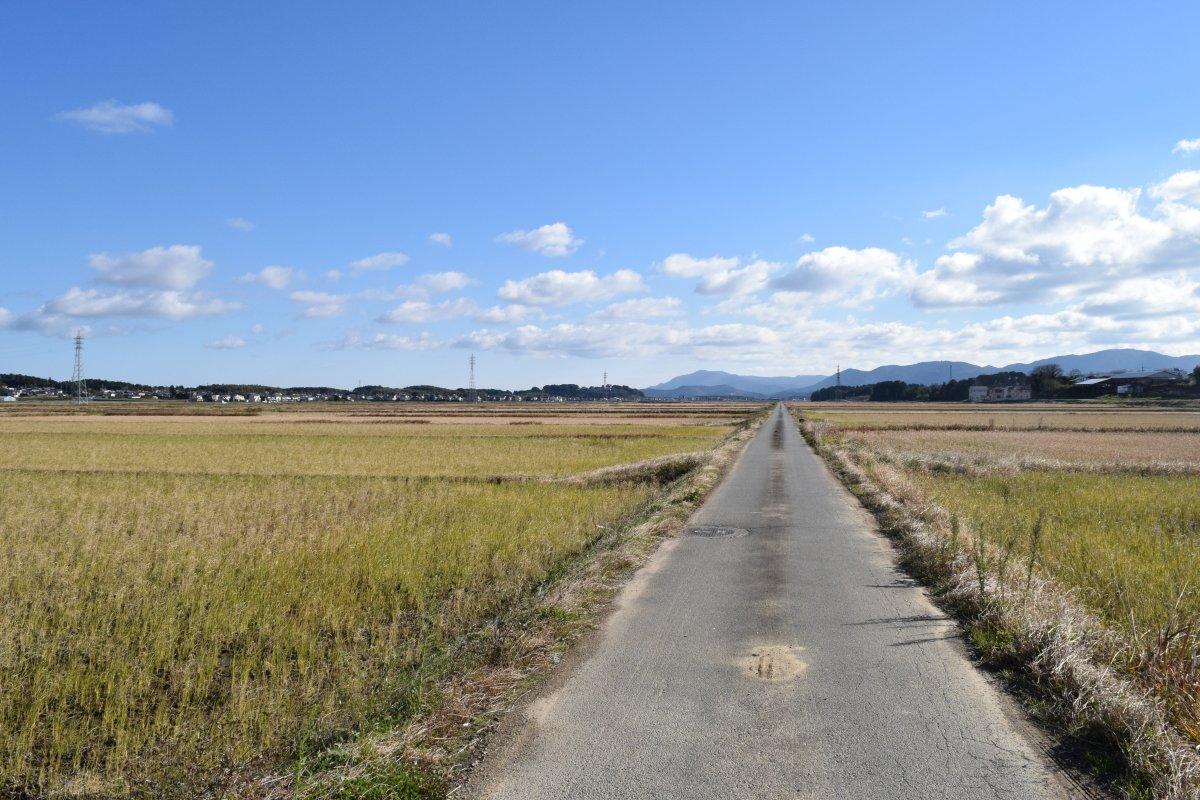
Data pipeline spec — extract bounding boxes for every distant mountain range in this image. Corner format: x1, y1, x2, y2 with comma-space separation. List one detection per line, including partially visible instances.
644, 349, 1200, 399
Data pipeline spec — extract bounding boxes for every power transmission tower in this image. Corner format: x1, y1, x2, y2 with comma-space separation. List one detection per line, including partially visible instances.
602, 370, 608, 388
71, 331, 89, 404
468, 353, 476, 391
835, 363, 841, 401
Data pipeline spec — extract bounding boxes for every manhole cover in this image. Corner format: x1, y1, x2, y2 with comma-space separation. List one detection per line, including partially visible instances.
685, 526, 748, 538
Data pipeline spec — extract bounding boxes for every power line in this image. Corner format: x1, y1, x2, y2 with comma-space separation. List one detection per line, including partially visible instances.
71, 331, 89, 404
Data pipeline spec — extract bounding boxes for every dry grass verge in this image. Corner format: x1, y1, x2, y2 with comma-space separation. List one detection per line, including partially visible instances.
796, 413, 1200, 799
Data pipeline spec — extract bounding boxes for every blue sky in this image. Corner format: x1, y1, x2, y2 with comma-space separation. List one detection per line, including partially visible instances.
3, 1, 1200, 389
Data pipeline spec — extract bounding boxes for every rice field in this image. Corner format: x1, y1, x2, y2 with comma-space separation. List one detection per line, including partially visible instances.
848, 428, 1200, 471
796, 402, 1200, 431
0, 409, 744, 797
795, 402, 1200, 752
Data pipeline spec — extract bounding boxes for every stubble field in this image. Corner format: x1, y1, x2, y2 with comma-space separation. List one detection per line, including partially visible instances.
0, 405, 748, 798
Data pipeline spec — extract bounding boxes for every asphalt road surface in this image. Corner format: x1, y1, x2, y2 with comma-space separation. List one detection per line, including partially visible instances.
466, 405, 1074, 799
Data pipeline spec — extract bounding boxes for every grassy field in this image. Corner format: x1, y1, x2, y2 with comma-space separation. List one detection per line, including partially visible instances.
0, 407, 746, 797
796, 402, 1200, 780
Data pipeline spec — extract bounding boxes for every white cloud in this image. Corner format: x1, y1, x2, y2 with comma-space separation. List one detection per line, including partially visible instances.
772, 247, 915, 305
239, 265, 296, 290
326, 269, 343, 281
473, 304, 546, 324
458, 321, 781, 360
226, 217, 255, 232
348, 251, 410, 273
498, 269, 645, 306
799, 233, 816, 243
496, 222, 582, 257
14, 288, 239, 331
922, 208, 948, 219
378, 298, 479, 324
696, 260, 780, 296
659, 253, 778, 296
660, 253, 739, 278
206, 335, 246, 350
1173, 138, 1200, 155
950, 187, 1169, 267
47, 288, 236, 319
58, 100, 173, 134
250, 323, 264, 334
335, 332, 444, 351
429, 232, 453, 247
415, 271, 474, 293
89, 245, 212, 290
289, 291, 349, 319
590, 296, 683, 321
1151, 170, 1200, 205
912, 175, 1200, 308
0, 307, 13, 328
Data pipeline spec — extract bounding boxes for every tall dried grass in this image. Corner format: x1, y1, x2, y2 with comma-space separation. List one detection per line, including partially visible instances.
0, 417, 736, 797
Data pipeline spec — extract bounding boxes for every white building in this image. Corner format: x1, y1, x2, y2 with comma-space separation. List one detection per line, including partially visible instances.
968, 385, 988, 402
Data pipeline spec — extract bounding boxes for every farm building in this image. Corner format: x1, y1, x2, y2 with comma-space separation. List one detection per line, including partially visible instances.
1069, 368, 1187, 396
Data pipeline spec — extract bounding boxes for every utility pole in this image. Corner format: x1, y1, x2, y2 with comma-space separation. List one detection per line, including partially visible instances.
468, 353, 476, 391
71, 331, 89, 404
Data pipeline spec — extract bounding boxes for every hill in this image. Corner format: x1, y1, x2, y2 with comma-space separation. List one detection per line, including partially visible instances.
646, 348, 1200, 398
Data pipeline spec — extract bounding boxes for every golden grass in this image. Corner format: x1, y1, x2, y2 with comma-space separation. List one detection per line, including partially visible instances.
0, 415, 739, 797
904, 470, 1200, 634
848, 428, 1200, 470
0, 419, 730, 478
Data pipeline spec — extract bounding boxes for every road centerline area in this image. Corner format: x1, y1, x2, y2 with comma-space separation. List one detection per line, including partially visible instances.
466, 405, 1073, 799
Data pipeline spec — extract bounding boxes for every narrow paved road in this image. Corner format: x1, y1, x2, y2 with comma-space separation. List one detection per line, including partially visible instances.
467, 405, 1072, 799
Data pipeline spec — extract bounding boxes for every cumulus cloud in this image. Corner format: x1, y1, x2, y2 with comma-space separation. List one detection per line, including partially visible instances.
772, 247, 915, 305
660, 253, 778, 296
206, 335, 246, 350
226, 217, 255, 232
923, 208, 948, 219
473, 304, 546, 324
240, 265, 296, 289
799, 233, 816, 243
414, 271, 473, 293
335, 332, 444, 351
1151, 170, 1200, 206
348, 251, 409, 273
910, 174, 1200, 308
496, 222, 582, 257
46, 287, 236, 319
458, 321, 781, 360
289, 290, 348, 319
498, 269, 645, 306
59, 100, 173, 134
1173, 138, 1200, 155
429, 232, 453, 247
378, 298, 479, 324
89, 245, 212, 290
590, 296, 683, 321
660, 254, 739, 278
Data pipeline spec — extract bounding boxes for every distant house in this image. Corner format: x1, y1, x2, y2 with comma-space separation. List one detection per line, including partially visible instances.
969, 384, 1030, 402
0, 395, 16, 402
990, 385, 1031, 402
